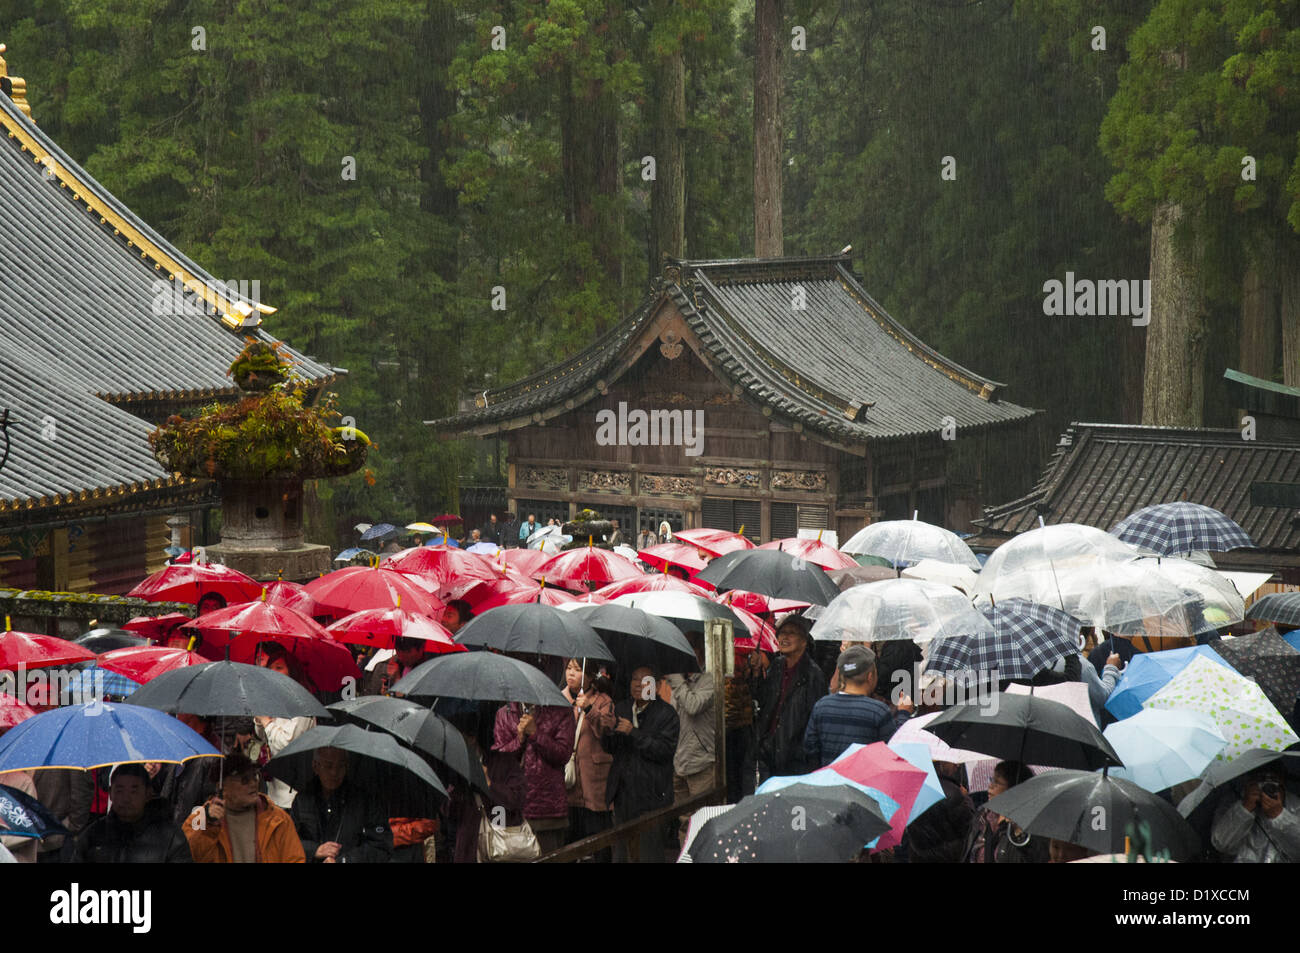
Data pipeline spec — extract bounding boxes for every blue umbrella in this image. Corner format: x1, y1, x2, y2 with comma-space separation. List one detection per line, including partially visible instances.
422, 536, 460, 548
359, 522, 401, 543
335, 546, 377, 562
757, 771, 900, 850
1105, 645, 1237, 720
884, 741, 948, 823
0, 782, 68, 839
1284, 630, 1300, 653
1110, 502, 1254, 556
1103, 709, 1228, 793
0, 701, 221, 772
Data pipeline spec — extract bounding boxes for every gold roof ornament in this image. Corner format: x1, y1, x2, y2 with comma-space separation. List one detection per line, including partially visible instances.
0, 43, 32, 121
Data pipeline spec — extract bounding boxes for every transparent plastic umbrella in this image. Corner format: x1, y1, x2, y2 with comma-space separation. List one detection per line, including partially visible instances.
1132, 556, 1245, 633
1050, 559, 1196, 638
809, 578, 994, 644
973, 523, 1143, 603
840, 519, 980, 569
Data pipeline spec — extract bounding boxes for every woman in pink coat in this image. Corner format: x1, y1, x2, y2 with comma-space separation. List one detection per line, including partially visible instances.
493, 693, 575, 855
562, 659, 617, 858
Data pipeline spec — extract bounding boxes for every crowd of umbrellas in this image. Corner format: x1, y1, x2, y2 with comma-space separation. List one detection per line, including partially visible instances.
1, 499, 1299, 863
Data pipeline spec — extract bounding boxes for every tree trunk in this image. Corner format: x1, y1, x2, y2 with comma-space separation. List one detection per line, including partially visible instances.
650, 45, 686, 272
1238, 256, 1278, 381
753, 0, 783, 257
1282, 240, 1300, 389
1141, 202, 1206, 426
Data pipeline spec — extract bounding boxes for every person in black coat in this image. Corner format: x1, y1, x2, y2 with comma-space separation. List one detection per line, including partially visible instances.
603, 666, 680, 862
69, 764, 192, 863
290, 747, 393, 863
747, 616, 828, 782
902, 763, 976, 863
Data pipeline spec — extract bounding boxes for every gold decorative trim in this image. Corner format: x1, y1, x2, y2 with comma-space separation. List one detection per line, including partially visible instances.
0, 44, 31, 120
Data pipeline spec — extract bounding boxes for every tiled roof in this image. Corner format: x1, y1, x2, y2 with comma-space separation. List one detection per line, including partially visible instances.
971, 423, 1300, 553
430, 255, 1039, 443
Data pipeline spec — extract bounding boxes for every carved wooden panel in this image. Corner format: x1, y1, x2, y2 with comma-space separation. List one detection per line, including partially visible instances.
578, 470, 631, 493
518, 466, 568, 491
639, 473, 697, 496
704, 466, 761, 489
771, 470, 827, 492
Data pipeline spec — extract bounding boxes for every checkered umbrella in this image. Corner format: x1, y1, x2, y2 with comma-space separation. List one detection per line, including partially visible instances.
1110, 502, 1255, 556
925, 598, 1082, 681
1246, 592, 1300, 629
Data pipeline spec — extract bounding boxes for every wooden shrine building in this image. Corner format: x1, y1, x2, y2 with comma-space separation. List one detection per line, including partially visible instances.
0, 52, 337, 593
431, 255, 1044, 543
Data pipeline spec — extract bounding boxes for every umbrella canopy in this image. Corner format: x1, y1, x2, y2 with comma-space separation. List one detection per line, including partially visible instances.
0, 701, 221, 771
304, 566, 445, 620
429, 514, 462, 526
534, 546, 644, 591
265, 723, 447, 816
261, 581, 320, 617
181, 599, 331, 646
596, 575, 712, 599
569, 603, 700, 675
391, 652, 570, 707
497, 548, 553, 577
673, 528, 755, 557
925, 599, 1081, 682
334, 547, 377, 563
610, 591, 754, 638
899, 558, 979, 593
985, 769, 1202, 861
465, 541, 500, 555
98, 646, 207, 684
0, 693, 38, 729
827, 565, 897, 590
358, 522, 402, 542
0, 782, 67, 839
711, 588, 810, 615
840, 519, 981, 569
327, 696, 489, 793
820, 742, 933, 850
1144, 655, 1299, 761
474, 583, 585, 611
1110, 502, 1255, 556
755, 772, 901, 828
691, 788, 890, 863
124, 660, 328, 719
887, 711, 988, 766
926, 692, 1123, 770
386, 546, 506, 602
756, 537, 858, 570
810, 578, 993, 644
730, 605, 778, 654
73, 629, 150, 653
696, 549, 841, 606
325, 608, 462, 653
1246, 591, 1300, 628
122, 613, 193, 641
1205, 628, 1300, 718
636, 542, 711, 577
454, 604, 614, 662
1104, 645, 1237, 720
406, 522, 439, 534
973, 523, 1141, 601
66, 666, 142, 699
1132, 557, 1245, 632
1104, 709, 1228, 792
128, 562, 263, 605
1, 629, 97, 671
421, 536, 460, 548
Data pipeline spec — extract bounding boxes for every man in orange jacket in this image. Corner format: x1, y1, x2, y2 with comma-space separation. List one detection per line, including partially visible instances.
183, 754, 306, 863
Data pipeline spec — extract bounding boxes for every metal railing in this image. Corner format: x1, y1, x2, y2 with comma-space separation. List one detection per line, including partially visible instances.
537, 786, 726, 863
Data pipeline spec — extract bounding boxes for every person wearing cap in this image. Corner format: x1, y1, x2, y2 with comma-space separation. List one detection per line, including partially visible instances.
69, 764, 193, 863
183, 753, 306, 863
1211, 766, 1300, 863
748, 614, 828, 781
803, 646, 913, 767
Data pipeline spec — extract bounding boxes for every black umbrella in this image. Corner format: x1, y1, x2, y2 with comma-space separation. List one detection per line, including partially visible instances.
1177, 748, 1300, 836
1206, 628, 1300, 718
569, 603, 701, 675
985, 769, 1202, 861
0, 782, 68, 839
454, 604, 614, 662
692, 787, 890, 863
695, 549, 842, 606
74, 629, 149, 653
327, 696, 489, 793
925, 692, 1123, 770
390, 651, 570, 707
1246, 592, 1300, 628
123, 660, 328, 719
265, 723, 447, 817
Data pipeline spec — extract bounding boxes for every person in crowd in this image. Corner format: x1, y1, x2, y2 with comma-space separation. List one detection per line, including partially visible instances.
562, 659, 617, 858
606, 520, 626, 547
804, 646, 913, 767
748, 614, 827, 781
184, 753, 306, 863
447, 711, 528, 864
500, 512, 519, 549
657, 521, 674, 544
33, 769, 94, 862
0, 754, 37, 862
196, 592, 226, 617
291, 747, 392, 863
902, 760, 976, 863
154, 714, 223, 824
964, 760, 1047, 863
493, 672, 576, 855
724, 654, 757, 803
666, 632, 715, 836
1211, 766, 1300, 862
603, 665, 680, 863
1088, 630, 1138, 676
251, 642, 316, 809
69, 764, 192, 863
1048, 839, 1096, 863
482, 514, 502, 546
440, 599, 473, 636
637, 526, 657, 551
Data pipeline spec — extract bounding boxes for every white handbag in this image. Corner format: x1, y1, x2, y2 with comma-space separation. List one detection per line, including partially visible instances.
564, 710, 585, 789
475, 795, 540, 863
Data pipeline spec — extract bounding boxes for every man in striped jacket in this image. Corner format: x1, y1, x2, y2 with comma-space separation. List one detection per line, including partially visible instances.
803, 646, 913, 767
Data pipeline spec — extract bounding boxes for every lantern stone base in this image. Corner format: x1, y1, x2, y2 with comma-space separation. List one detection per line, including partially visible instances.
204, 542, 332, 583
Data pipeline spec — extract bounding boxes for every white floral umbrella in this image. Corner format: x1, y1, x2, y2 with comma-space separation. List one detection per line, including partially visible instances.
1144, 655, 1299, 762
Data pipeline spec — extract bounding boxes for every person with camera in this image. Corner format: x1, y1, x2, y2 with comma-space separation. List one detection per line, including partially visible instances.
1211, 767, 1300, 862
183, 753, 306, 863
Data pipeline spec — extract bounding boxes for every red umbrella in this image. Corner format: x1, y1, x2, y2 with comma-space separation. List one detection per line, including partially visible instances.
594, 575, 713, 600
730, 605, 778, 654
757, 537, 859, 570
497, 548, 551, 576
179, 599, 335, 651
0, 692, 37, 728
712, 589, 812, 616
474, 583, 584, 612
122, 613, 193, 642
674, 528, 756, 557
637, 542, 711, 577
325, 609, 463, 652
0, 626, 97, 671
430, 514, 463, 526
262, 581, 320, 617
820, 742, 930, 851
97, 645, 207, 684
534, 546, 644, 591
304, 566, 445, 620
127, 562, 264, 605
226, 628, 361, 694
386, 547, 507, 601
